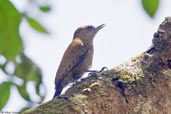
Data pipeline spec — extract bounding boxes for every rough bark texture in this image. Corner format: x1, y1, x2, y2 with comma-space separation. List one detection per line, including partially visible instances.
23, 17, 171, 114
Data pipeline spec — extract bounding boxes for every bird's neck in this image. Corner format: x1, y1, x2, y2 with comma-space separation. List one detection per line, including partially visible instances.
74, 37, 93, 45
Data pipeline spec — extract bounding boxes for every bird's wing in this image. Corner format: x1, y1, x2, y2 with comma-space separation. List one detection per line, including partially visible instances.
55, 38, 89, 88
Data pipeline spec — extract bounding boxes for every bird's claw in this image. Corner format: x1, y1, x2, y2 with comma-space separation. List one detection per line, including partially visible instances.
87, 67, 108, 77
99, 67, 108, 72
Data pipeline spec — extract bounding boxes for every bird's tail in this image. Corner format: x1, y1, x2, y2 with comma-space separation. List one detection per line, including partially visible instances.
53, 86, 63, 98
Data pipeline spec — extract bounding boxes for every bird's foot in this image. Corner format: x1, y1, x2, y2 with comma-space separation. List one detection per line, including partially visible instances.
87, 67, 108, 77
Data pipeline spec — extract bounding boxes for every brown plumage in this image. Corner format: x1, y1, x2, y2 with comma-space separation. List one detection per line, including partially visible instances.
53, 24, 105, 98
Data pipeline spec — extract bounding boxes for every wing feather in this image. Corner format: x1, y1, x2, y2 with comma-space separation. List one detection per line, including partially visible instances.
55, 38, 88, 88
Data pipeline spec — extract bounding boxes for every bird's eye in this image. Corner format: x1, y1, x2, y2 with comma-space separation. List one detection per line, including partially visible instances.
87, 26, 94, 31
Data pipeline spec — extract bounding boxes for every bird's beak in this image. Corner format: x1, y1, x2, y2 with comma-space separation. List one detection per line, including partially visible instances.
95, 24, 105, 32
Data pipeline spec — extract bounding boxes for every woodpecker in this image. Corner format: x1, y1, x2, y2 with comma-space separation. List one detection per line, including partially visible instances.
53, 24, 105, 98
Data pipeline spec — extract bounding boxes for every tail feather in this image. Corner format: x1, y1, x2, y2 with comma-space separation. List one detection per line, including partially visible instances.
53, 86, 63, 98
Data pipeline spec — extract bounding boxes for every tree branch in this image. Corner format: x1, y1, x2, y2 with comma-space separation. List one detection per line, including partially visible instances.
23, 17, 171, 114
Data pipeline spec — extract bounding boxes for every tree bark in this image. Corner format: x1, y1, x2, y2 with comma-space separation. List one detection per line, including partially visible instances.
23, 17, 171, 114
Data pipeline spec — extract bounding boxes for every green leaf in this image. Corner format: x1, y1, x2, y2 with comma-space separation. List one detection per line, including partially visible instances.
26, 17, 49, 34
40, 6, 51, 12
16, 84, 31, 101
14, 54, 42, 83
14, 53, 45, 102
0, 0, 23, 59
141, 0, 159, 17
0, 82, 11, 110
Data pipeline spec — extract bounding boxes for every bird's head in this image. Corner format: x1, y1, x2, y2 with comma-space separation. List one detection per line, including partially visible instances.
73, 24, 105, 42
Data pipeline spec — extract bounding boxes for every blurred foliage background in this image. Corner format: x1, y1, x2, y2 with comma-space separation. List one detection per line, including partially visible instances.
0, 0, 159, 113
0, 0, 51, 112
